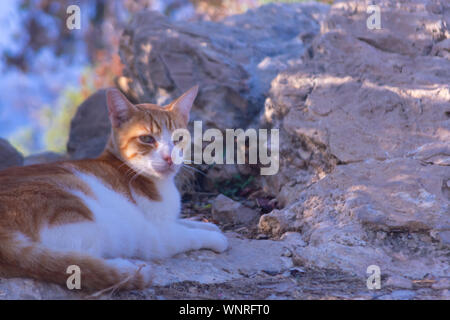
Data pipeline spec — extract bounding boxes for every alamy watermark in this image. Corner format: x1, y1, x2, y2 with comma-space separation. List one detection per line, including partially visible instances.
66, 5, 81, 30
366, 5, 381, 30
171, 121, 279, 176
366, 265, 381, 290
66, 265, 81, 290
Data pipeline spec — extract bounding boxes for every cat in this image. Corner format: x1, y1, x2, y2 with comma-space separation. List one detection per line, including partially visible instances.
0, 86, 228, 291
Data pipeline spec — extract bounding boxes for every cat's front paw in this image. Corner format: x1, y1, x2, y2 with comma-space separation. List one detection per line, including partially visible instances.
179, 219, 222, 232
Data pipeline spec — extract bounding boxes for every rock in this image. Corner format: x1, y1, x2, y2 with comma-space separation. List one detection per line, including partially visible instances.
258, 209, 301, 237
118, 3, 328, 130
259, 0, 450, 279
408, 142, 450, 166
280, 232, 307, 247
379, 290, 416, 300
432, 278, 450, 290
212, 194, 259, 225
24, 152, 67, 166
66, 3, 327, 162
323, 0, 449, 57
274, 159, 450, 278
435, 231, 450, 247
386, 276, 413, 290
263, 0, 450, 202
0, 278, 79, 300
0, 138, 23, 171
67, 89, 110, 160
442, 289, 450, 299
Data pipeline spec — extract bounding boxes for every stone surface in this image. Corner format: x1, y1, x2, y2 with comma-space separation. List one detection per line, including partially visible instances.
212, 194, 259, 225
379, 290, 417, 300
0, 279, 79, 300
386, 276, 413, 290
0, 138, 23, 171
259, 0, 450, 279
150, 233, 294, 285
431, 278, 450, 290
24, 152, 67, 166
118, 3, 328, 131
0, 233, 295, 299
66, 3, 328, 161
259, 209, 301, 237
67, 89, 110, 160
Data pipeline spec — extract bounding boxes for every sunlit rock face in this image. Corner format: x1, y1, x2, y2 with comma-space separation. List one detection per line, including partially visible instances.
260, 0, 450, 278
67, 3, 328, 158
117, 2, 329, 130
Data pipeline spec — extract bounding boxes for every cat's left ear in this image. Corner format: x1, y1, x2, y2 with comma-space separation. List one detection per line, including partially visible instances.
170, 85, 198, 123
106, 88, 137, 128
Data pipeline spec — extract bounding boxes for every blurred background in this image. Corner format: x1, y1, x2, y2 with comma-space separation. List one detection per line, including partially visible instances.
0, 0, 330, 156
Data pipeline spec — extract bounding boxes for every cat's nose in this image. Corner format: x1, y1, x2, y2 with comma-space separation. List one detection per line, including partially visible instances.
163, 155, 173, 166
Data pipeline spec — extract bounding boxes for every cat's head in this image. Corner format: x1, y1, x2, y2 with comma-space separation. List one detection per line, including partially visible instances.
105, 86, 197, 179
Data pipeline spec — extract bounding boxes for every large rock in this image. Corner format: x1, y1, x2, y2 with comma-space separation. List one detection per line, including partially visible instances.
66, 4, 328, 160
264, 159, 449, 278
118, 3, 328, 130
260, 0, 450, 278
67, 89, 110, 160
0, 138, 24, 171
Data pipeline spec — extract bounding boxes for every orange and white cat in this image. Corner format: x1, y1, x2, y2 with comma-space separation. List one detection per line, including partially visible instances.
0, 86, 228, 291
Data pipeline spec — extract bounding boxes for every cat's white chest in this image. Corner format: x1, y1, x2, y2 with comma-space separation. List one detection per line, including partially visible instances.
133, 178, 181, 222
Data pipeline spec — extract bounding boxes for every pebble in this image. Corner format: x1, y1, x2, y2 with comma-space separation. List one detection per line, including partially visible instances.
390, 290, 416, 300
431, 278, 450, 290
385, 275, 413, 289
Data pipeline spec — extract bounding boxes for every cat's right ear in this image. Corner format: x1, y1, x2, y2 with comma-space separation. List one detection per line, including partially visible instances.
106, 88, 136, 128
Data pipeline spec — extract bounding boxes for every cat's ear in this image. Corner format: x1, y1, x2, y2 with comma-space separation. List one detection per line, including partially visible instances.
106, 88, 136, 128
170, 85, 198, 123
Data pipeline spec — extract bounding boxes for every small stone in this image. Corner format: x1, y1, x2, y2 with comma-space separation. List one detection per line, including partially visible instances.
441, 289, 450, 298
212, 194, 259, 226
281, 248, 293, 257
280, 232, 306, 247
390, 290, 416, 300
289, 267, 305, 277
262, 270, 279, 276
431, 278, 450, 290
376, 231, 387, 240
386, 276, 413, 289
258, 209, 297, 237
436, 231, 450, 247
256, 234, 269, 240
418, 234, 432, 243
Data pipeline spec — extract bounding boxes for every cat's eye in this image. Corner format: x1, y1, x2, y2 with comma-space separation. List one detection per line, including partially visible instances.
139, 135, 156, 144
